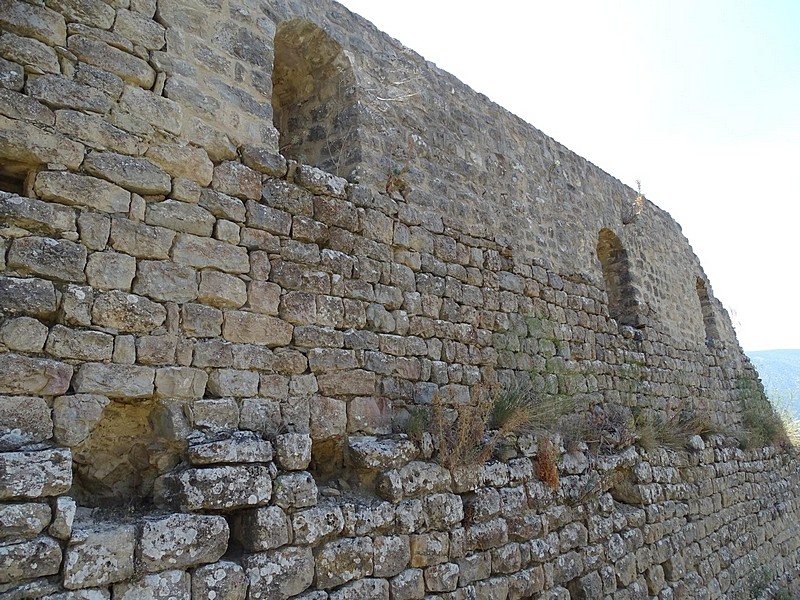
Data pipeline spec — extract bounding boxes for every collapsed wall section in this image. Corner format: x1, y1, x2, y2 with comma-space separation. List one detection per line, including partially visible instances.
0, 0, 797, 599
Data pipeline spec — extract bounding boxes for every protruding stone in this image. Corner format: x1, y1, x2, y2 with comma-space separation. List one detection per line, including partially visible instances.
138, 513, 229, 571
187, 430, 272, 465
0, 193, 76, 235
347, 436, 419, 471
49, 496, 77, 540
35, 171, 131, 213
154, 465, 272, 512
233, 505, 290, 552
274, 432, 312, 470
295, 164, 347, 199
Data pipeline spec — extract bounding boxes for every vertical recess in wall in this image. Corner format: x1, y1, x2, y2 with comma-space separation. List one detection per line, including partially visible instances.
272, 19, 361, 179
596, 228, 639, 327
0, 159, 29, 195
696, 278, 720, 343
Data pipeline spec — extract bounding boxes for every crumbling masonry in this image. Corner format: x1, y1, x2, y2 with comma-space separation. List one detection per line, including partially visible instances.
1, 0, 799, 598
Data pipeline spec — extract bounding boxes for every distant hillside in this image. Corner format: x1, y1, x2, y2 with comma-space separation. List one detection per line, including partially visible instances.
746, 349, 800, 416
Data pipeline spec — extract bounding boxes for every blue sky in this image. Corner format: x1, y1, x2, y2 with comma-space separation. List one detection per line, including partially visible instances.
338, 0, 800, 351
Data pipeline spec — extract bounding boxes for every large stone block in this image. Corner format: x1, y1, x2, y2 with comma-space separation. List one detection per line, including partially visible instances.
212, 161, 261, 200
8, 236, 87, 282
68, 35, 155, 88
191, 561, 247, 600
0, 276, 56, 318
242, 546, 314, 600
73, 363, 155, 398
113, 570, 190, 600
154, 464, 272, 512
0, 192, 76, 235
0, 448, 72, 500
119, 85, 182, 135
314, 536, 374, 589
45, 0, 116, 29
172, 234, 249, 273
55, 109, 141, 155
291, 505, 344, 546
233, 505, 290, 552
138, 513, 228, 571
109, 217, 175, 259
114, 8, 166, 50
63, 523, 136, 589
0, 88, 54, 125
0, 502, 51, 541
0, 114, 84, 168
317, 370, 377, 396
84, 151, 171, 195
347, 436, 419, 471
133, 260, 199, 303
198, 271, 248, 308
85, 251, 137, 291
0, 535, 62, 584
0, 315, 48, 352
145, 199, 215, 236
52, 394, 109, 446
0, 395, 52, 450
91, 290, 166, 332
188, 430, 272, 465
0, 33, 60, 75
0, 0, 66, 46
222, 310, 293, 346
35, 171, 131, 214
0, 56, 24, 91
0, 353, 72, 396
45, 324, 114, 361
27, 74, 111, 113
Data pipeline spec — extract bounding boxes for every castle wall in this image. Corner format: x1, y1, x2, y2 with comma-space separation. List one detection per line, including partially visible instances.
1, 0, 798, 598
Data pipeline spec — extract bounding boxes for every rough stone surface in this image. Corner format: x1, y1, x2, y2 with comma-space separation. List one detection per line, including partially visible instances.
0, 353, 72, 396
0, 395, 52, 450
83, 152, 171, 196
243, 546, 314, 600
63, 523, 136, 589
0, 535, 62, 583
138, 513, 229, 571
191, 561, 247, 600
154, 465, 272, 512
0, 502, 51, 540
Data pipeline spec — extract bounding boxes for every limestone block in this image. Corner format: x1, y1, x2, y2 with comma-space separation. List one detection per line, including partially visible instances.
390, 568, 425, 600
242, 546, 314, 600
68, 35, 155, 88
136, 334, 177, 365
8, 236, 87, 282
241, 145, 287, 177
0, 114, 84, 168
207, 369, 259, 397
199, 189, 246, 222
373, 535, 411, 578
84, 151, 171, 195
76, 213, 110, 251
463, 488, 500, 524
212, 161, 261, 200
222, 310, 292, 346
133, 260, 199, 303
112, 570, 189, 599
190, 398, 239, 430
0, 535, 62, 583
181, 303, 223, 337
92, 290, 166, 332
246, 199, 292, 235
40, 589, 111, 600
60, 284, 93, 326
45, 324, 114, 361
0, 316, 48, 352
240, 226, 280, 252
457, 552, 491, 586
214, 219, 240, 243
144, 200, 214, 236
0, 0, 67, 46
110, 218, 175, 259
119, 84, 181, 135
0, 502, 51, 540
154, 464, 273, 511
55, 109, 141, 155
423, 493, 464, 531
464, 518, 509, 552
291, 504, 344, 546
272, 471, 317, 510
409, 532, 449, 568
0, 353, 72, 396
46, 0, 116, 28
138, 513, 228, 571
275, 432, 312, 470
0, 448, 72, 500
309, 395, 346, 441
49, 496, 77, 540
114, 8, 166, 50
154, 366, 208, 398
27, 74, 111, 113
35, 171, 131, 214
0, 276, 56, 318
313, 195, 358, 231
340, 500, 394, 538
198, 271, 247, 308
398, 461, 452, 499
0, 394, 51, 450
348, 396, 392, 435
394, 499, 424, 533
247, 280, 281, 314
234, 505, 290, 552
316, 370, 376, 397
192, 339, 233, 368
73, 363, 155, 398
0, 88, 53, 126
191, 561, 247, 600
0, 55, 24, 91
145, 143, 212, 186
0, 193, 75, 237
347, 436, 419, 471
328, 578, 389, 600
188, 430, 272, 465
424, 563, 459, 593
315, 536, 374, 588
295, 164, 347, 199
83, 252, 135, 291
172, 234, 249, 273
52, 394, 109, 446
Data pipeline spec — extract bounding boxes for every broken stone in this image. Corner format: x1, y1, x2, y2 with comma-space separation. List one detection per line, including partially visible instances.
145, 143, 212, 186
222, 310, 293, 346
212, 161, 261, 200
295, 164, 347, 199
109, 217, 175, 259
0, 0, 66, 47
119, 84, 182, 135
48, 496, 77, 540
35, 171, 131, 214
27, 73, 110, 113
198, 270, 247, 308
242, 547, 314, 600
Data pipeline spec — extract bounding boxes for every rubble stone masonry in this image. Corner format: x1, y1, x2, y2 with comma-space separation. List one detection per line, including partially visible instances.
0, 0, 798, 598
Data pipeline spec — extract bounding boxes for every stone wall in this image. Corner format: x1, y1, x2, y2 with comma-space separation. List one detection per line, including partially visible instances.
1, 0, 799, 598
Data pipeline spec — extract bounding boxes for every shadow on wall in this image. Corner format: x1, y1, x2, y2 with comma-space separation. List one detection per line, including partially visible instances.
272, 19, 361, 180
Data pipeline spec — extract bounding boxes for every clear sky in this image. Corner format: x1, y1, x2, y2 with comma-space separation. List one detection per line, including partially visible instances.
337, 0, 800, 352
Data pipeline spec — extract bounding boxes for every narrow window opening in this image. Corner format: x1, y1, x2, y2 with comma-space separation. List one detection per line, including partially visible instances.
696, 278, 720, 343
596, 228, 639, 327
272, 20, 360, 179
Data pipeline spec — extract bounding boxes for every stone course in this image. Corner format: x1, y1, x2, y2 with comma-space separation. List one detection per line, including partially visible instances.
0, 0, 798, 598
